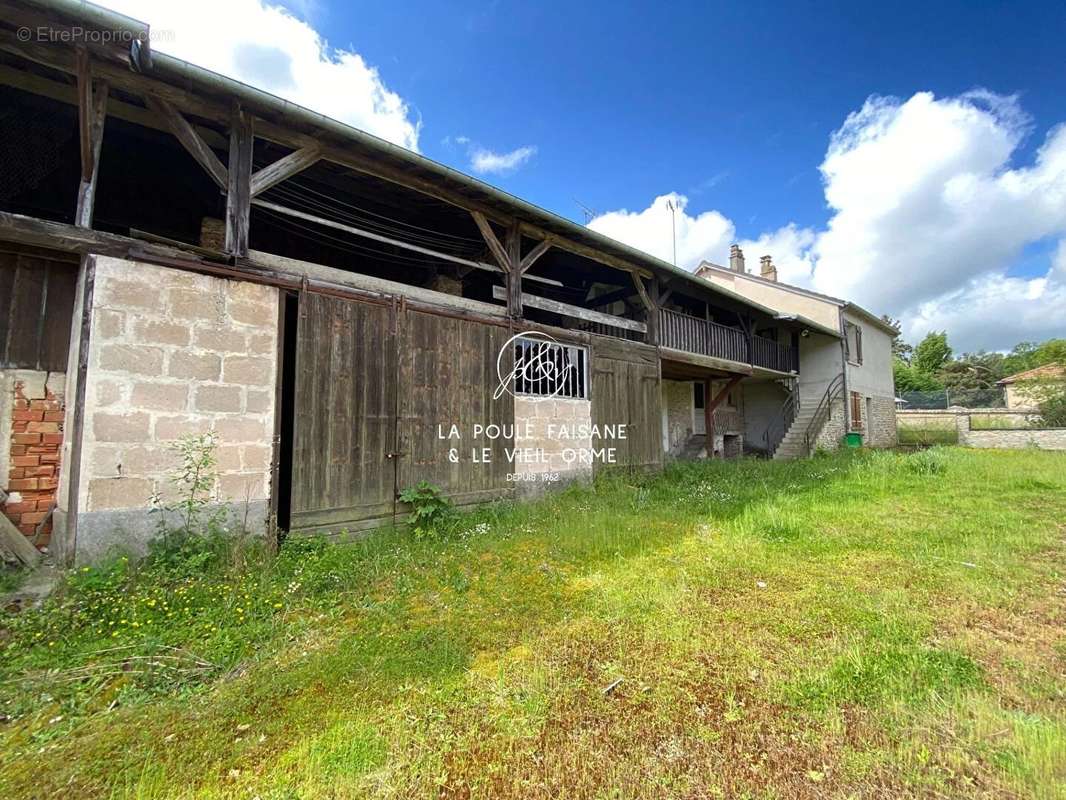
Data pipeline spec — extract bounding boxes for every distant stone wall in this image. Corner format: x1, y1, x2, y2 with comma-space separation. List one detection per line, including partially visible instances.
71, 256, 279, 563
961, 427, 1066, 450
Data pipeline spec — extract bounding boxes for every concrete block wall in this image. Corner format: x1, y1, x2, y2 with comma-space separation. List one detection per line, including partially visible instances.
513, 397, 593, 494
1, 370, 65, 549
69, 256, 279, 563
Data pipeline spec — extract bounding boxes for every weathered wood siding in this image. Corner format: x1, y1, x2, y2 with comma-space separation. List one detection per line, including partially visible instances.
0, 248, 78, 371
290, 294, 514, 534
590, 335, 662, 472
397, 309, 514, 507
290, 293, 397, 532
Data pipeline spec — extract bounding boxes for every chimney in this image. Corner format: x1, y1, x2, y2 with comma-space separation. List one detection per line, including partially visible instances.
729, 244, 746, 273
760, 254, 778, 282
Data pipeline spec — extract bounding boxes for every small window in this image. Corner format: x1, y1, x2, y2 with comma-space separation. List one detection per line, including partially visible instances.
513, 337, 588, 399
850, 391, 864, 430
694, 382, 705, 409
845, 322, 863, 365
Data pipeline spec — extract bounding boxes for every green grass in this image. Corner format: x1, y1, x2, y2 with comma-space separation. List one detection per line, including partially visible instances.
1, 448, 1064, 799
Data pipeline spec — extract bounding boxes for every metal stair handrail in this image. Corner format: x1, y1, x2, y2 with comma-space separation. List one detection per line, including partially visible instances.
802, 373, 845, 457
763, 387, 799, 457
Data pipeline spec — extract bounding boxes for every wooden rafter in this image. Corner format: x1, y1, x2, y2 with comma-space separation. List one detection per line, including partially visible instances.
249, 144, 322, 198
471, 210, 510, 273
145, 95, 228, 190
518, 237, 552, 274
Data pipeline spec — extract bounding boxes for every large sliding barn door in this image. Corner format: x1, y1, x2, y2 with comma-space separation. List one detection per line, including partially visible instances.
290, 293, 397, 532
590, 336, 663, 472
290, 294, 514, 534
398, 309, 514, 507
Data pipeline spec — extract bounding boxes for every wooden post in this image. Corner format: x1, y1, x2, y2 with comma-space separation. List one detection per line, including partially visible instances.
225, 104, 253, 257
74, 48, 108, 228
705, 374, 743, 458
630, 272, 657, 344
506, 222, 522, 318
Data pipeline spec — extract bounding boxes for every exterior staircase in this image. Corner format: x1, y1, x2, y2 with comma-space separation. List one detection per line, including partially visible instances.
770, 373, 845, 460
771, 405, 823, 460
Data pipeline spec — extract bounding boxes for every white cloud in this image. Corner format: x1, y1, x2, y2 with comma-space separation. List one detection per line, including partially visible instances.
588, 91, 1066, 351
587, 193, 734, 267
469, 145, 538, 175
100, 0, 420, 150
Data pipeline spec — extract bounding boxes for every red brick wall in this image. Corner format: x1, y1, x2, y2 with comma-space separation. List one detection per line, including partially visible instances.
4, 381, 63, 548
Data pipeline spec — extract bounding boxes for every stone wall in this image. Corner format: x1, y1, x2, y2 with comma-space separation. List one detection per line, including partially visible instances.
0, 370, 65, 550
513, 396, 593, 496
865, 394, 898, 447
661, 380, 692, 456
961, 425, 1066, 450
812, 397, 846, 451
69, 256, 279, 563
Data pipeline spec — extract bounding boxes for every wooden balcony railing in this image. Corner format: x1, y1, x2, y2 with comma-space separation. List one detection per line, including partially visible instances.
659, 308, 796, 373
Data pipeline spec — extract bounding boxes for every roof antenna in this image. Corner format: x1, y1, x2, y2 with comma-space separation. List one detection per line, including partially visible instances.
574, 198, 598, 224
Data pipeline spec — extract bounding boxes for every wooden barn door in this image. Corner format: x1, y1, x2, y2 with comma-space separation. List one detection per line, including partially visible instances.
397, 309, 514, 508
590, 337, 663, 473
289, 294, 515, 534
289, 293, 398, 533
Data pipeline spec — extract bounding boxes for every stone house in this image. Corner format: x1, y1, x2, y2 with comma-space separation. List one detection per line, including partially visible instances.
0, 0, 890, 564
695, 248, 899, 457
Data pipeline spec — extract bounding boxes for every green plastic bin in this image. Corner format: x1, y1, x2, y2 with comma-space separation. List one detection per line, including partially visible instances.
844, 432, 863, 448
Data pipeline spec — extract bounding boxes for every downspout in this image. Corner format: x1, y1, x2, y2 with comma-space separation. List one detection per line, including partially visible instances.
838, 307, 850, 432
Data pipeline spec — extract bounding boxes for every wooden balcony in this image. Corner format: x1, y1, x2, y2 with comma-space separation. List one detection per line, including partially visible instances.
659, 308, 796, 374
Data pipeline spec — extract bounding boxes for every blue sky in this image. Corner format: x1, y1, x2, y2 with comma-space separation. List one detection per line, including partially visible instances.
301, 1, 1064, 243
107, 0, 1066, 350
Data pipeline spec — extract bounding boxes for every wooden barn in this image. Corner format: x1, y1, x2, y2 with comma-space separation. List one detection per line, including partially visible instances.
0, 0, 831, 564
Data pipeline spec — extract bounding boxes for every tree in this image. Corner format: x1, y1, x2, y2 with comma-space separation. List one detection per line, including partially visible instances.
938, 351, 1006, 407
1033, 338, 1066, 367
894, 360, 943, 393
913, 331, 952, 377
881, 315, 912, 362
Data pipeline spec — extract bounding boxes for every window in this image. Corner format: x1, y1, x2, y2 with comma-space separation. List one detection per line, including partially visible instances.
845, 322, 863, 365
694, 382, 705, 409
513, 337, 588, 399
850, 391, 864, 431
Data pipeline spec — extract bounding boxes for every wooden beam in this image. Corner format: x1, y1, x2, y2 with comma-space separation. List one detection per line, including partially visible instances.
250, 200, 559, 286
145, 96, 228, 189
74, 51, 108, 229
491, 285, 646, 333
506, 221, 522, 317
630, 271, 658, 344
518, 237, 552, 273
76, 47, 92, 181
249, 144, 322, 197
630, 272, 652, 311
471, 210, 511, 273
225, 104, 254, 256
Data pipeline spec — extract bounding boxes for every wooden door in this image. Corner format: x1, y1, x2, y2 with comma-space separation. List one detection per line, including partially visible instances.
590, 336, 663, 472
397, 309, 514, 507
289, 293, 397, 533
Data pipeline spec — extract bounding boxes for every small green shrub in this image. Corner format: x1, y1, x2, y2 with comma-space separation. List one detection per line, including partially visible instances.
398, 481, 454, 539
